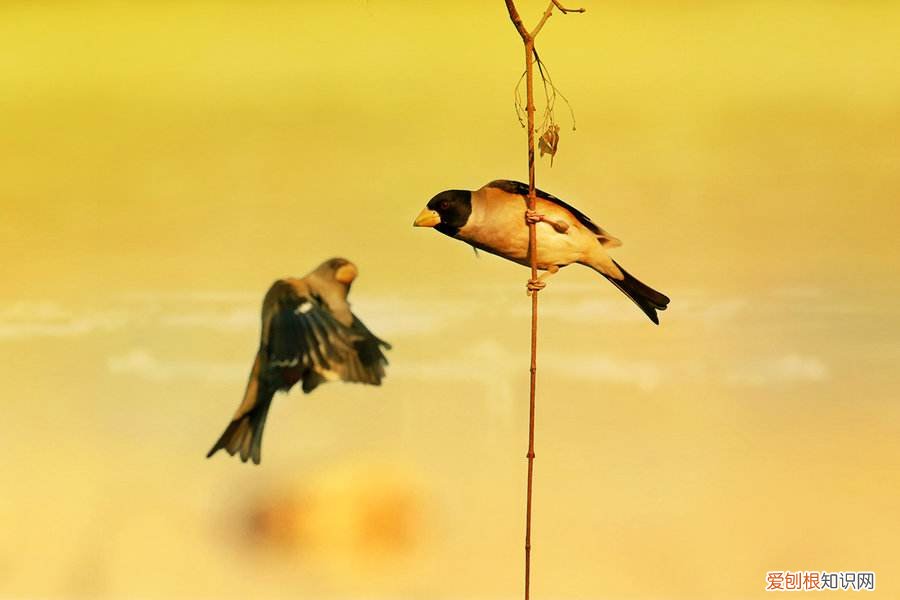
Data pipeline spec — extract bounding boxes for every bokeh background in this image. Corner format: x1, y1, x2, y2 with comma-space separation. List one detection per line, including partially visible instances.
2, 1, 899, 598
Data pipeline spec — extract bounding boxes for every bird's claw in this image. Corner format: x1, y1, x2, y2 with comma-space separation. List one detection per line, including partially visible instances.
526, 209, 569, 233
525, 209, 545, 225
526, 278, 547, 295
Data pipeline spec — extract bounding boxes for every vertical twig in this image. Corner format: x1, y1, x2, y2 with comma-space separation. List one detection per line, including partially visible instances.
502, 2, 584, 599
524, 36, 539, 600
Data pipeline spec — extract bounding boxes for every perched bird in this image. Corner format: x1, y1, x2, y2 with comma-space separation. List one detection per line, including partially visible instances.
413, 179, 670, 324
207, 258, 391, 464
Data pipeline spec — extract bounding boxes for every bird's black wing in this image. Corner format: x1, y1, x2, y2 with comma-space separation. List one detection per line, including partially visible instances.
485, 179, 602, 235
346, 313, 391, 383
263, 280, 390, 393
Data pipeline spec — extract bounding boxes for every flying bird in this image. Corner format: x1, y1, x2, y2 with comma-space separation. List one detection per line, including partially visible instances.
413, 179, 670, 324
207, 258, 391, 464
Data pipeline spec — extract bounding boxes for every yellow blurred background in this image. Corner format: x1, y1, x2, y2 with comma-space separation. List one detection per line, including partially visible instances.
2, 1, 899, 598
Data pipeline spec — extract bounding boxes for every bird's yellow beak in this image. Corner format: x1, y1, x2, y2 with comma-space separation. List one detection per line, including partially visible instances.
334, 263, 358, 284
413, 208, 441, 228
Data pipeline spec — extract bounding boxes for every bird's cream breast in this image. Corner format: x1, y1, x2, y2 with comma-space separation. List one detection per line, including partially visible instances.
458, 189, 597, 269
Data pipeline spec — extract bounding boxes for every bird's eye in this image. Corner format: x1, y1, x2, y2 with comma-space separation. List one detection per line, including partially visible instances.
439, 200, 450, 210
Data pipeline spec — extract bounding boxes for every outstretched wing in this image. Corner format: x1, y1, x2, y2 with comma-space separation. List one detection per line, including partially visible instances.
262, 280, 390, 394
485, 179, 622, 248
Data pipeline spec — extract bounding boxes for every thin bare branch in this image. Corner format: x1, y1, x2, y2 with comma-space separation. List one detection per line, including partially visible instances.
530, 2, 555, 39
501, 2, 584, 599
552, 0, 586, 14
504, 0, 531, 41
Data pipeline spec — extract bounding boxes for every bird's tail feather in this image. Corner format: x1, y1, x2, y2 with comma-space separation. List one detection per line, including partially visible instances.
603, 259, 670, 325
206, 394, 273, 464
207, 362, 274, 465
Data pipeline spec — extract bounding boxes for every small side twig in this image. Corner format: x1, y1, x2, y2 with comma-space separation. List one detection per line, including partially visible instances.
551, 0, 586, 14
530, 4, 555, 38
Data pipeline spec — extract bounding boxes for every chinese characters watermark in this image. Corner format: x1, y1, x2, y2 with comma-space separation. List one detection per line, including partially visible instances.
766, 571, 875, 592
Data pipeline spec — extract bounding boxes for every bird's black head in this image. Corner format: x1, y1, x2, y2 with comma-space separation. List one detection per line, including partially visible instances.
413, 190, 472, 236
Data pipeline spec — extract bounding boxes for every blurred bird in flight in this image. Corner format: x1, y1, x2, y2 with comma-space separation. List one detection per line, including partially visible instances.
414, 180, 670, 324
207, 258, 391, 464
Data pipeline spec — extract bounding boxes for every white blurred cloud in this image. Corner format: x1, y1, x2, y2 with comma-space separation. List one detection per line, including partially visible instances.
0, 302, 128, 340
727, 354, 829, 386
542, 353, 664, 391
393, 338, 663, 397
117, 290, 259, 304
159, 309, 258, 332
107, 348, 246, 383
0, 292, 838, 395
0, 287, 757, 345
514, 285, 749, 325
350, 294, 478, 338
770, 286, 824, 299
684, 298, 749, 323
519, 298, 633, 323
0, 293, 261, 341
